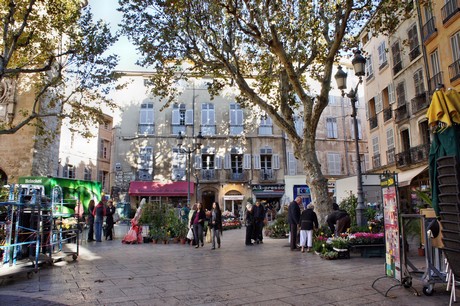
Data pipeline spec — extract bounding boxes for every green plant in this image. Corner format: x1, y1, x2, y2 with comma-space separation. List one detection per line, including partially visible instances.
339, 193, 357, 227
175, 221, 188, 239
413, 190, 432, 208
264, 212, 289, 238
321, 251, 338, 260
331, 237, 350, 250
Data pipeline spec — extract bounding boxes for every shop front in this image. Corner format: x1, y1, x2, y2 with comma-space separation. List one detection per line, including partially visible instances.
252, 184, 285, 212
128, 181, 193, 208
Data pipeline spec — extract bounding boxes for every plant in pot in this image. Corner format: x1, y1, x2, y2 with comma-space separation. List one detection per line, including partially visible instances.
331, 237, 350, 251
176, 221, 188, 244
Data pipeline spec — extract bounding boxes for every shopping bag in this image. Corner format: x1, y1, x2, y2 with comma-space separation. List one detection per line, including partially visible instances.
187, 228, 194, 240
206, 227, 212, 243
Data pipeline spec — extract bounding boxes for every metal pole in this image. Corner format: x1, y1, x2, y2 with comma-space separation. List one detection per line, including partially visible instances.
349, 87, 366, 227
187, 150, 191, 206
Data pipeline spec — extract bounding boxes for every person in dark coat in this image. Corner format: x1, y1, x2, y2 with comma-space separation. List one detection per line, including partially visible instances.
190, 202, 206, 248
210, 202, 222, 249
87, 199, 95, 242
288, 196, 302, 251
93, 200, 106, 242
327, 203, 351, 236
253, 201, 266, 244
105, 200, 116, 240
300, 203, 319, 253
245, 204, 255, 245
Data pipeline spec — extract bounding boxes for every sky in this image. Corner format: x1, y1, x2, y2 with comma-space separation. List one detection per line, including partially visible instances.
88, 0, 145, 71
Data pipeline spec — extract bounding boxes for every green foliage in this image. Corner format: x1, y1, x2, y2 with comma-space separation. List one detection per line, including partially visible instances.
0, 1, 120, 136
413, 190, 432, 208
264, 212, 289, 238
331, 237, 350, 250
339, 194, 357, 227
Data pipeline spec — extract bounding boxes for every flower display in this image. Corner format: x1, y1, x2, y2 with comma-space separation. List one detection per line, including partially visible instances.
348, 232, 384, 245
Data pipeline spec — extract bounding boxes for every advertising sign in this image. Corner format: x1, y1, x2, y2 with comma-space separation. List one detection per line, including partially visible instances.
381, 174, 401, 281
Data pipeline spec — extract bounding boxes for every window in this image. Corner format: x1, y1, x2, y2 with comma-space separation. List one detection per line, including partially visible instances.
139, 147, 153, 180
388, 83, 396, 104
375, 93, 383, 113
396, 81, 406, 105
350, 119, 362, 140
63, 164, 76, 179
202, 153, 215, 169
98, 170, 109, 191
413, 69, 425, 96
172, 103, 193, 135
139, 101, 154, 135
229, 103, 243, 135
386, 128, 394, 149
408, 24, 420, 61
294, 115, 304, 136
84, 167, 92, 181
171, 148, 186, 180
327, 153, 341, 175
98, 139, 110, 160
326, 117, 338, 138
365, 55, 374, 79
288, 152, 297, 175
391, 41, 403, 74
201, 103, 215, 135
258, 115, 273, 135
378, 41, 387, 69
452, 32, 460, 62
372, 136, 380, 156
431, 50, 441, 76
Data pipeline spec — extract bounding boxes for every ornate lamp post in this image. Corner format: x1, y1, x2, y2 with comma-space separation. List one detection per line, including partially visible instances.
334, 49, 367, 227
177, 131, 204, 206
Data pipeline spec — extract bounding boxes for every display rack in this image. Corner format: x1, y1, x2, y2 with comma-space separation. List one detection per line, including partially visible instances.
0, 184, 79, 278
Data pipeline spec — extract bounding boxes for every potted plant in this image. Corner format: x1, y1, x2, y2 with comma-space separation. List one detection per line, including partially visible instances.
176, 221, 188, 244
331, 237, 350, 251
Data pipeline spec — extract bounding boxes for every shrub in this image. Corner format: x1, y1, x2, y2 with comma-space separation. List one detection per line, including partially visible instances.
264, 212, 288, 238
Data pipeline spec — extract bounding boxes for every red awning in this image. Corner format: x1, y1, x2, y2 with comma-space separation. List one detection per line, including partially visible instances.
128, 181, 194, 196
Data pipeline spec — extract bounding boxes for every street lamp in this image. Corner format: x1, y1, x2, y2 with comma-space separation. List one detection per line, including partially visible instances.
334, 49, 367, 227
177, 131, 204, 206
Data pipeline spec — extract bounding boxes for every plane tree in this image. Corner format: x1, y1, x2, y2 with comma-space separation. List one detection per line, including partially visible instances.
118, 0, 411, 221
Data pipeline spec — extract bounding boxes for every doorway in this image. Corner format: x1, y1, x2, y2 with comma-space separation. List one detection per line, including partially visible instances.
201, 190, 215, 211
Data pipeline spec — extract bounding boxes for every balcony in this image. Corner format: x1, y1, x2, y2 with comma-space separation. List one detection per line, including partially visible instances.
410, 144, 430, 164
383, 106, 392, 122
372, 154, 381, 169
259, 169, 277, 182
395, 151, 411, 169
258, 125, 273, 136
226, 170, 249, 182
411, 92, 429, 114
395, 103, 409, 123
422, 17, 437, 42
387, 148, 395, 165
429, 72, 444, 95
138, 124, 155, 135
409, 46, 421, 62
369, 115, 378, 130
449, 59, 460, 83
201, 124, 216, 136
199, 169, 218, 181
172, 124, 186, 135
441, 0, 460, 24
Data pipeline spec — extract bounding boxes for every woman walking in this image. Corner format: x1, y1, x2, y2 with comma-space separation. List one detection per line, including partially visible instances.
190, 202, 205, 248
105, 200, 116, 240
245, 204, 255, 246
210, 202, 222, 249
93, 200, 106, 242
300, 203, 318, 253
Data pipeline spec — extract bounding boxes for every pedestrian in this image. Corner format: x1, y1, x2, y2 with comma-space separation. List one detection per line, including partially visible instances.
245, 204, 255, 246
253, 201, 266, 244
87, 199, 95, 242
187, 203, 197, 245
190, 202, 205, 248
288, 196, 301, 251
326, 203, 351, 236
93, 199, 106, 242
181, 203, 190, 223
210, 202, 222, 249
105, 200, 116, 240
300, 203, 319, 253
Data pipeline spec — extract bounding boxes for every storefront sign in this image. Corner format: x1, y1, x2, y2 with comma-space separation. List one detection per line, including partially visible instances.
252, 184, 285, 192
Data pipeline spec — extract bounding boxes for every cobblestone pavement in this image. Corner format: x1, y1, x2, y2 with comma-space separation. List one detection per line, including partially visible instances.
0, 228, 454, 305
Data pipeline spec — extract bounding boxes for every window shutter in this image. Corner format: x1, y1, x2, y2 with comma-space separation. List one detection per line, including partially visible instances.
272, 154, 280, 169
194, 155, 202, 169
375, 93, 383, 113
224, 153, 231, 169
253, 155, 261, 169
185, 109, 193, 125
215, 156, 222, 169
243, 154, 251, 169
172, 108, 180, 125
288, 152, 297, 175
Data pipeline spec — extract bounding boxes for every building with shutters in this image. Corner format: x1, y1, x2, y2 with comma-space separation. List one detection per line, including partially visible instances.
110, 70, 368, 213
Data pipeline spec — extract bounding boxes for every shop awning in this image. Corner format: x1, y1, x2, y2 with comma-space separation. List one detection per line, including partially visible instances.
128, 181, 193, 196
397, 165, 429, 187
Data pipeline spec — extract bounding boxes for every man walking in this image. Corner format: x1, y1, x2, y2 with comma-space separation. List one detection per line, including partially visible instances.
253, 201, 266, 244
288, 196, 301, 251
